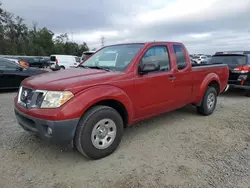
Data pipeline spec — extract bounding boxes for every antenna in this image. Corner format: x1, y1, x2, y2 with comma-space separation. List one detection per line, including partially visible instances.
101, 36, 105, 47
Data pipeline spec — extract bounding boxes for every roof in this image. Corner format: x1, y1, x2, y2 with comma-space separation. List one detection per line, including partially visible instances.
101, 41, 184, 48
215, 51, 250, 55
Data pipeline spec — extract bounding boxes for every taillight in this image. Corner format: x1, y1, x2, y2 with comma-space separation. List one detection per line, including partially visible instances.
56, 59, 58, 65
233, 65, 250, 73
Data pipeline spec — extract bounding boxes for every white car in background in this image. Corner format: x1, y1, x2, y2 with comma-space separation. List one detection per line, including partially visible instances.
49, 55, 81, 71
196, 55, 209, 64
81, 51, 96, 61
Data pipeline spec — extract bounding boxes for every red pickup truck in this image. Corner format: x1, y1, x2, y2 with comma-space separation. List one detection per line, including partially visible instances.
14, 42, 229, 159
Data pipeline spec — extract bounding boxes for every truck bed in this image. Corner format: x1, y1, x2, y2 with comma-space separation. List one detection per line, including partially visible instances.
191, 62, 226, 68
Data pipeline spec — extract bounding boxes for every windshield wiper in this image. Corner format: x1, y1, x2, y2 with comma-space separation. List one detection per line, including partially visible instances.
78, 64, 113, 71
78, 64, 90, 69
87, 66, 113, 72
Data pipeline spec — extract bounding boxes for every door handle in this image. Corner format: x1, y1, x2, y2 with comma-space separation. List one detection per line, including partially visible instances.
168, 76, 176, 81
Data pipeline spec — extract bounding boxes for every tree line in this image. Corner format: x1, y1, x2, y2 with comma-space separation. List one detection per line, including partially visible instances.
0, 2, 89, 57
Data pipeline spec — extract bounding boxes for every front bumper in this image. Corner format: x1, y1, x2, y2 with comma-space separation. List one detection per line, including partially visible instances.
15, 107, 79, 145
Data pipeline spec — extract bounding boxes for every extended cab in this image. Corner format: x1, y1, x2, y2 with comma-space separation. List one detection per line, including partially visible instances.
14, 42, 229, 159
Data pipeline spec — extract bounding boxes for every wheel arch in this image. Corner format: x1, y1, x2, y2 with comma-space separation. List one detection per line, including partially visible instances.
89, 99, 129, 128
194, 73, 221, 106
71, 85, 134, 128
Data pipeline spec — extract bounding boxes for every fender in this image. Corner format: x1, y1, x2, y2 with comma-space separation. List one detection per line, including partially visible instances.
193, 73, 220, 105
59, 85, 134, 124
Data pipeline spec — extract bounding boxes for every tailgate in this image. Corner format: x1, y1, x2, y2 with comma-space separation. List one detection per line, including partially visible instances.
210, 54, 248, 81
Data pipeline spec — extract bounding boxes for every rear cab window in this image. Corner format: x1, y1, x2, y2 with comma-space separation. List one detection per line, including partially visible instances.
173, 45, 187, 70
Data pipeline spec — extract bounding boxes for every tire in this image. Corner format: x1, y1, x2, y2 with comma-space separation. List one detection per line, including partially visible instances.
59, 66, 65, 70
197, 86, 217, 116
74, 105, 124, 160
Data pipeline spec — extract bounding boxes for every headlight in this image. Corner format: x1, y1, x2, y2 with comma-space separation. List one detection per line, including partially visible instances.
40, 91, 74, 108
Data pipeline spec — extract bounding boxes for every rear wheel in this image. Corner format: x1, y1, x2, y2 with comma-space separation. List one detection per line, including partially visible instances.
74, 105, 124, 160
197, 87, 217, 116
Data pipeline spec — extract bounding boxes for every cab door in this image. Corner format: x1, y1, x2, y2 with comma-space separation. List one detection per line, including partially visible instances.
133, 45, 176, 119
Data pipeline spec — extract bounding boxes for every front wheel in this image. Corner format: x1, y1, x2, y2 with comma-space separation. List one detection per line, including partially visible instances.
74, 105, 124, 160
197, 87, 217, 116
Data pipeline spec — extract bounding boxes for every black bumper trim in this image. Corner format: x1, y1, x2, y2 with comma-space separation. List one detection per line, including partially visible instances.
228, 84, 250, 90
15, 108, 80, 145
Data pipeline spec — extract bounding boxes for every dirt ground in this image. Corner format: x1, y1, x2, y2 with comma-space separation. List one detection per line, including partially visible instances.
0, 90, 250, 188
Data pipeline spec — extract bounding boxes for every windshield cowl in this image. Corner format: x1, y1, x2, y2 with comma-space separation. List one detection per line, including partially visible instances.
79, 65, 113, 72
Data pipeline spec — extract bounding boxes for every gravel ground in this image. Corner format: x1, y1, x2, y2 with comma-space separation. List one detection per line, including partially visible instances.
0, 89, 250, 188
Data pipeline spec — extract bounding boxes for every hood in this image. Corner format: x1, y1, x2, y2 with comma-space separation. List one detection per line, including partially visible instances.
22, 68, 122, 93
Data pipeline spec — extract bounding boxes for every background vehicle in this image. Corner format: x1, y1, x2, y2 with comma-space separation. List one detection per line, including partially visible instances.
14, 42, 229, 160
0, 57, 48, 89
0, 56, 50, 68
20, 57, 48, 68
5, 58, 29, 68
39, 57, 51, 68
81, 51, 95, 61
50, 55, 81, 70
210, 51, 250, 96
196, 55, 209, 64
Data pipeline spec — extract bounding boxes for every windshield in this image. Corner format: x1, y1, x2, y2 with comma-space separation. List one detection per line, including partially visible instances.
210, 55, 247, 66
82, 44, 144, 71
99, 53, 117, 61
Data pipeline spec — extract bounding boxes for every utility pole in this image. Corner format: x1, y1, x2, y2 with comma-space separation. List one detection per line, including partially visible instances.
71, 31, 74, 42
101, 36, 105, 47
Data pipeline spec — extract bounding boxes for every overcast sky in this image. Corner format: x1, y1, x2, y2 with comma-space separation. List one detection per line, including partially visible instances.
2, 0, 250, 54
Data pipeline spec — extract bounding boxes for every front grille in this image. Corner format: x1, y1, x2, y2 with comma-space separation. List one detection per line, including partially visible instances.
18, 86, 46, 109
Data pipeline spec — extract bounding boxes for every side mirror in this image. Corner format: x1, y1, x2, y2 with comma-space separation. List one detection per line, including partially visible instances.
177, 63, 186, 70
139, 60, 160, 75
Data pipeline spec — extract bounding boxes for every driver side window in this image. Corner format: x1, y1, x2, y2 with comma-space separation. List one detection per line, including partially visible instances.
0, 58, 18, 71
141, 45, 171, 72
